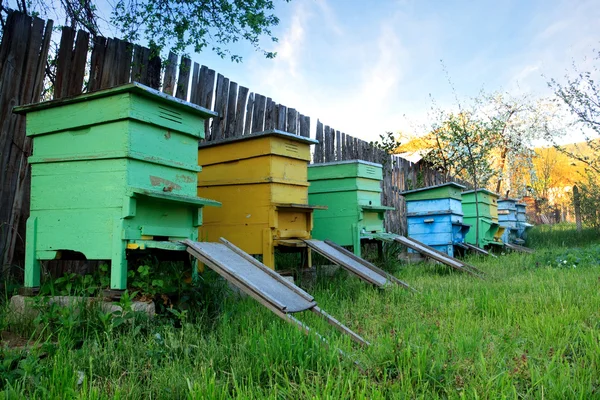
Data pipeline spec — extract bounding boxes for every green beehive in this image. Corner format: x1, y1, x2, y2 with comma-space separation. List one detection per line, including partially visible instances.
14, 83, 220, 292
461, 189, 502, 248
308, 160, 393, 257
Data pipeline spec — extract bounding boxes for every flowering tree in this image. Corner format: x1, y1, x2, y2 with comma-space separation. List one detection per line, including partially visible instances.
426, 110, 496, 246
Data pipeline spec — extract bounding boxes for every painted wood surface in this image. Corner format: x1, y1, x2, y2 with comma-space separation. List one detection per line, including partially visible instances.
461, 189, 502, 247
198, 131, 316, 269
401, 183, 469, 257
308, 161, 392, 257
401, 182, 465, 202
498, 199, 522, 244
19, 84, 218, 290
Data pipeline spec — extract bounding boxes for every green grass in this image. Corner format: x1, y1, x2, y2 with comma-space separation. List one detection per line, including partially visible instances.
1, 224, 600, 398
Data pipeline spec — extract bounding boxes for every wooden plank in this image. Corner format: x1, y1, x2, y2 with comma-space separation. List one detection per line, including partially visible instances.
251, 94, 266, 133
225, 81, 238, 138
340, 132, 348, 160
0, 13, 38, 268
190, 62, 200, 105
20, 17, 44, 102
137, 47, 150, 86
99, 38, 117, 89
88, 36, 106, 92
311, 307, 370, 346
314, 120, 324, 163
300, 115, 310, 138
243, 93, 254, 135
175, 56, 191, 100
130, 45, 143, 83
211, 74, 229, 140
32, 18, 53, 100
277, 104, 287, 131
335, 130, 341, 161
162, 51, 178, 96
54, 26, 76, 98
234, 86, 249, 136
395, 236, 484, 278
116, 39, 132, 85
67, 30, 89, 96
146, 52, 161, 89
265, 98, 274, 130
287, 108, 297, 135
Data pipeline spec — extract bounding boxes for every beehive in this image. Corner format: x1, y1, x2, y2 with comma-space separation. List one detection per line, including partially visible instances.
15, 83, 220, 291
307, 160, 394, 257
197, 130, 319, 269
498, 198, 522, 244
516, 202, 533, 240
461, 189, 503, 248
401, 182, 469, 257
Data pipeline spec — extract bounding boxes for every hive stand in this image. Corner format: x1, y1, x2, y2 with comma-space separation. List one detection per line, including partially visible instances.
308, 160, 394, 257
401, 183, 470, 258
14, 83, 220, 292
198, 130, 321, 270
461, 189, 503, 249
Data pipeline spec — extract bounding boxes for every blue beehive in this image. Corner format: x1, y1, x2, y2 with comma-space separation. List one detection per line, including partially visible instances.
498, 198, 523, 245
401, 182, 470, 258
516, 202, 533, 240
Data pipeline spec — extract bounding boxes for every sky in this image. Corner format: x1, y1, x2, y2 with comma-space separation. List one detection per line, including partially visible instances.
9, 0, 600, 143
188, 0, 600, 143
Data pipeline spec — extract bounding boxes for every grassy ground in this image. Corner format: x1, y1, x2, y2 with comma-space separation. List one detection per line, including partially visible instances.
1, 224, 599, 398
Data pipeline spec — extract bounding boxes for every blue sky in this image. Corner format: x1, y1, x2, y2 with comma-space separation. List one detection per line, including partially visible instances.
16, 0, 600, 142
176, 0, 599, 142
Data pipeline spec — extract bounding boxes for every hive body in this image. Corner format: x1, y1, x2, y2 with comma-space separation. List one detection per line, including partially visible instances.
308, 160, 394, 256
16, 83, 218, 290
197, 130, 318, 269
516, 202, 533, 240
498, 198, 522, 244
461, 189, 503, 248
401, 183, 469, 257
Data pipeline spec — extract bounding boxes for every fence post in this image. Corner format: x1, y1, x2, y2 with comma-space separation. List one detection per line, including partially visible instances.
573, 185, 582, 232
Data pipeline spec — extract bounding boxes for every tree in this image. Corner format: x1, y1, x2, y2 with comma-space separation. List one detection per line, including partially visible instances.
427, 111, 496, 246
479, 93, 563, 195
548, 50, 600, 230
1, 0, 290, 60
548, 50, 600, 174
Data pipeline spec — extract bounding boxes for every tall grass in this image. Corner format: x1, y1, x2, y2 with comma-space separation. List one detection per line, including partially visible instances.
0, 224, 599, 398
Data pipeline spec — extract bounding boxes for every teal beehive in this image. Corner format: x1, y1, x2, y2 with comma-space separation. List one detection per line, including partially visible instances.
308, 160, 394, 256
14, 83, 220, 292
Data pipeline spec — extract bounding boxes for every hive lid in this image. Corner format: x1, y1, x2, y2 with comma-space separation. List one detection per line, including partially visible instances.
198, 129, 318, 148
400, 182, 466, 196
498, 197, 520, 202
308, 159, 383, 168
13, 82, 218, 118
462, 188, 499, 198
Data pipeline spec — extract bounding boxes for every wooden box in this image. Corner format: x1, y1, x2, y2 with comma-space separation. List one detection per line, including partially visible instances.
308, 160, 393, 256
498, 198, 521, 244
15, 83, 219, 290
401, 182, 469, 257
197, 130, 319, 269
461, 189, 503, 248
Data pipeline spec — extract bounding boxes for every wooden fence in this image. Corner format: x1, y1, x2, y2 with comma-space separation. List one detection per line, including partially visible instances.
0, 11, 462, 271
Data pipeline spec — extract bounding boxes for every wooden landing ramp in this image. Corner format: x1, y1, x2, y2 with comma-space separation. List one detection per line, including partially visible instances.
505, 243, 535, 254
303, 239, 413, 290
463, 243, 497, 258
392, 235, 485, 279
183, 239, 369, 347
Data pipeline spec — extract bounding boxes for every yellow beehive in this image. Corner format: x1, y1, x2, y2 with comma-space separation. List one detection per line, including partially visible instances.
198, 130, 319, 268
